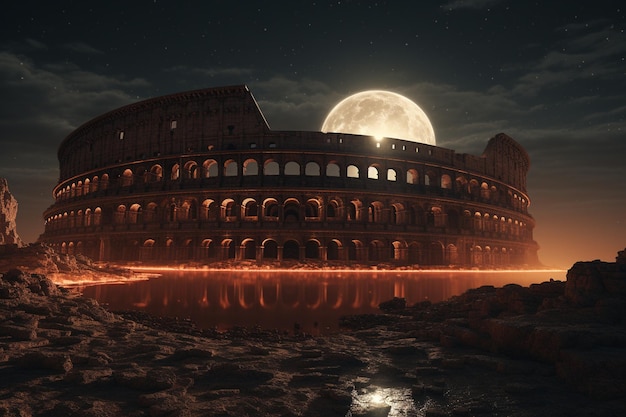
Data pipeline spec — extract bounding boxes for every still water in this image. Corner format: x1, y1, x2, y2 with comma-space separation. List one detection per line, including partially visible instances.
76, 270, 565, 334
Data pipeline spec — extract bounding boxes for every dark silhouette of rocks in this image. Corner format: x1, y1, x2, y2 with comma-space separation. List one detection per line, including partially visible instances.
0, 178, 22, 247
1, 251, 625, 416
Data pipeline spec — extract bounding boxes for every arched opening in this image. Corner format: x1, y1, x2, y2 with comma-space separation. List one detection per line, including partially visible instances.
171, 164, 180, 180
121, 169, 133, 187
283, 240, 300, 260
243, 159, 259, 176
429, 241, 445, 265
441, 174, 452, 189
387, 168, 397, 182
326, 162, 340, 177
285, 161, 300, 175
224, 159, 238, 176
203, 159, 218, 178
283, 200, 300, 223
327, 240, 341, 260
305, 199, 320, 219
368, 165, 379, 180
242, 198, 258, 219
347, 164, 360, 178
148, 165, 163, 182
305, 240, 320, 259
305, 161, 321, 176
129, 204, 142, 224
264, 159, 280, 175
184, 161, 199, 179
263, 198, 280, 219
242, 239, 256, 260
263, 239, 278, 259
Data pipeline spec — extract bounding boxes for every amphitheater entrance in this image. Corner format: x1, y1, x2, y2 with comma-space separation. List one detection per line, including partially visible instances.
327, 240, 340, 261
242, 239, 256, 260
283, 240, 300, 260
305, 240, 320, 259
262, 240, 278, 259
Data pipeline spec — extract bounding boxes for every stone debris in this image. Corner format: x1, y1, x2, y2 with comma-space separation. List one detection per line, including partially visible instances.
0, 250, 625, 416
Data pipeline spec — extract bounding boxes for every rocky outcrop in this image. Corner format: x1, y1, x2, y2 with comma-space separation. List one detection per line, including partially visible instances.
0, 243, 132, 285
0, 178, 22, 247
349, 249, 626, 401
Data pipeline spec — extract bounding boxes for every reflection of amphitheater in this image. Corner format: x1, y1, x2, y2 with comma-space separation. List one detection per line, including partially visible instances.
40, 85, 539, 267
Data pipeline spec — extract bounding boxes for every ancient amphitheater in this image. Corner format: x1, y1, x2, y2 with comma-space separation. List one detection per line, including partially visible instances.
39, 85, 539, 267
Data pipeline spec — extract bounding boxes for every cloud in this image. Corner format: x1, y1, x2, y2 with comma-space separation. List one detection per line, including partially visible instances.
62, 42, 104, 55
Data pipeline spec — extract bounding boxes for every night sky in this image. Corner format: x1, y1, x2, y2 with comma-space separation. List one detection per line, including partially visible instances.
0, 1, 624, 268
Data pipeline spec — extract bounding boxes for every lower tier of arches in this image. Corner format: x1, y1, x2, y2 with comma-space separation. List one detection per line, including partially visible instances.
45, 232, 540, 267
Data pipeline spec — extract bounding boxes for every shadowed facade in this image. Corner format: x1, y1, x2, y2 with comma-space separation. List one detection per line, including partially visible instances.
39, 85, 539, 267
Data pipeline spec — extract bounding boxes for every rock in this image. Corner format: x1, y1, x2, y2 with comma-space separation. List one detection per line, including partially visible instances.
379, 297, 406, 311
0, 178, 23, 247
13, 351, 73, 373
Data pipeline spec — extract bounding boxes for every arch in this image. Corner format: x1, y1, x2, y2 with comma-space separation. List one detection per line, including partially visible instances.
368, 201, 384, 223
201, 199, 217, 221
347, 199, 362, 221
425, 170, 436, 186
184, 161, 199, 179
441, 174, 452, 189
121, 169, 133, 187
390, 202, 405, 225
263, 159, 280, 175
304, 199, 320, 219
480, 182, 490, 199
115, 205, 126, 224
305, 240, 320, 259
285, 161, 300, 175
368, 165, 380, 180
83, 178, 91, 194
242, 198, 258, 219
391, 240, 406, 261
262, 239, 278, 259
224, 159, 238, 176
407, 168, 419, 185
84, 208, 92, 227
222, 199, 236, 220
93, 207, 102, 225
241, 238, 257, 260
222, 239, 236, 259
243, 158, 259, 176
347, 164, 360, 178
408, 242, 422, 264
327, 239, 341, 261
326, 162, 340, 177
446, 244, 459, 265
283, 240, 300, 260
387, 168, 397, 182
202, 159, 218, 178
283, 199, 301, 223
129, 203, 142, 224
326, 199, 340, 219
144, 202, 158, 222
305, 161, 321, 176
148, 164, 163, 182
101, 174, 109, 189
429, 241, 445, 265
348, 240, 363, 261
171, 164, 180, 180
201, 239, 218, 258
368, 240, 387, 262
263, 198, 280, 218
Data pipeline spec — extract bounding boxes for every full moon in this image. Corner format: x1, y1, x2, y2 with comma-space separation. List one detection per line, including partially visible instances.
321, 90, 436, 145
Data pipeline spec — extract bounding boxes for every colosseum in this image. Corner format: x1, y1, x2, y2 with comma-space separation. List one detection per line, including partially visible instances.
39, 85, 540, 267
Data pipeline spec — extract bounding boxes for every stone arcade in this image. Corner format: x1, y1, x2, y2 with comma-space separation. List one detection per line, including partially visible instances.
39, 85, 539, 267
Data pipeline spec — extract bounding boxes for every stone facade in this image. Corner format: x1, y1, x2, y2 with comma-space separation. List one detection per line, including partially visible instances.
39, 85, 539, 267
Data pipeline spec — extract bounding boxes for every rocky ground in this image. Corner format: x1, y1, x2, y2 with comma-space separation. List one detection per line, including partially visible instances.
1, 251, 625, 416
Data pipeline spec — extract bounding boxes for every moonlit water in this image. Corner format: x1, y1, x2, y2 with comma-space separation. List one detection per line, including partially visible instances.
77, 270, 564, 335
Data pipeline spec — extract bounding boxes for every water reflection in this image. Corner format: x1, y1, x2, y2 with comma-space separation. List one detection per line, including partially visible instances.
77, 270, 563, 334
